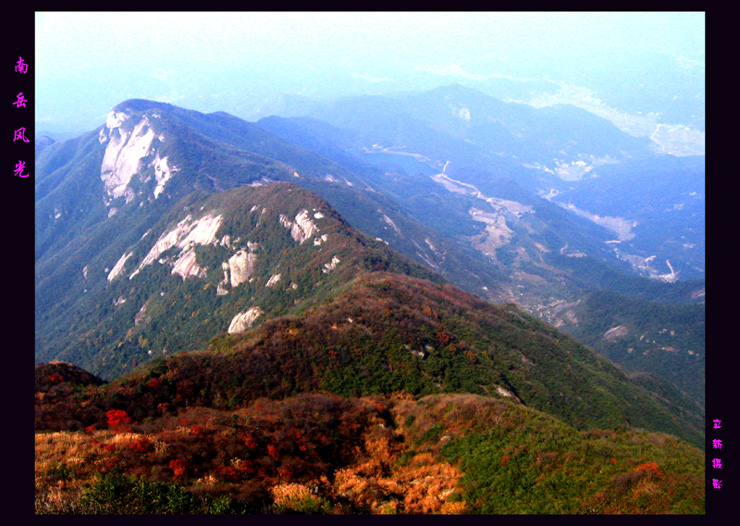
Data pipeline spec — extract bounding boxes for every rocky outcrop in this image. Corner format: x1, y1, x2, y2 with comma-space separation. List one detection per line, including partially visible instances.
266, 273, 282, 287
323, 255, 341, 273
107, 252, 133, 282
217, 246, 259, 295
153, 154, 178, 199
280, 209, 320, 244
99, 109, 180, 206
130, 213, 223, 279
603, 325, 629, 341
228, 306, 263, 334
171, 246, 207, 280
100, 112, 156, 205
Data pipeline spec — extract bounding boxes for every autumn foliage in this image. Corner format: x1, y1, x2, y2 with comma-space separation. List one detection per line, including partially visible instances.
106, 410, 131, 427
35, 390, 705, 515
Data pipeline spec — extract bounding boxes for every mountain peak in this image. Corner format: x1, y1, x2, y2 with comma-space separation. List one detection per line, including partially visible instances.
108, 99, 206, 128
112, 98, 175, 114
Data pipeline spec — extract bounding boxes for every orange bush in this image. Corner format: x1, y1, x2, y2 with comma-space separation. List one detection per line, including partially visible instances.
635, 461, 663, 479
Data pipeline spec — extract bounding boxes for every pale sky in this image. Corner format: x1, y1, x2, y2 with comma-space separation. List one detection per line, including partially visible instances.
35, 11, 705, 136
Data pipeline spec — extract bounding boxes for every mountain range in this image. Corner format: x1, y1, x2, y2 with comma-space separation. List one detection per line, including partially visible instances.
37, 88, 704, 402
261, 84, 705, 281
34, 87, 705, 514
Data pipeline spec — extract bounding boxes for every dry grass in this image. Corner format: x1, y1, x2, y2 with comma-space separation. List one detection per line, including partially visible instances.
35, 431, 97, 514
35, 429, 138, 512
396, 453, 465, 514
330, 405, 468, 515
270, 482, 330, 513
35, 432, 91, 467
332, 452, 466, 514
271, 482, 313, 504
35, 485, 83, 514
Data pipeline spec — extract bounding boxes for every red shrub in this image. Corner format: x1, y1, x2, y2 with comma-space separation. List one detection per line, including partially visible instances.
106, 409, 131, 427
130, 438, 151, 453
244, 434, 259, 450
106, 409, 133, 433
189, 425, 203, 436
215, 465, 240, 482
169, 458, 187, 477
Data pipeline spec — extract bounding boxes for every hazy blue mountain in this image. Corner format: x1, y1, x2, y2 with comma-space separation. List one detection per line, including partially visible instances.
265, 84, 704, 283
550, 154, 705, 280
35, 96, 704, 413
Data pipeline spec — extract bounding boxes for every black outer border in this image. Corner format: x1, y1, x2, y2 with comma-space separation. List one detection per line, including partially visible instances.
15, 7, 723, 523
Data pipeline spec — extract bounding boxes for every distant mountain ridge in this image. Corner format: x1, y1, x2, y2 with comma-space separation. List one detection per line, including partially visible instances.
35, 92, 704, 427
259, 84, 704, 282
